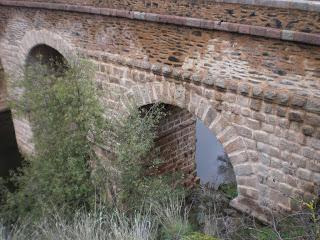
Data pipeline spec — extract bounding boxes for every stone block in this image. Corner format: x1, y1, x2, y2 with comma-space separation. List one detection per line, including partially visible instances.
234, 164, 254, 176
246, 118, 260, 130
313, 173, 320, 184
279, 183, 293, 197
254, 130, 269, 143
290, 95, 307, 108
288, 111, 303, 122
229, 151, 248, 165
296, 168, 312, 181
250, 99, 262, 111
305, 97, 320, 114
224, 137, 245, 154
302, 125, 314, 137
203, 107, 217, 127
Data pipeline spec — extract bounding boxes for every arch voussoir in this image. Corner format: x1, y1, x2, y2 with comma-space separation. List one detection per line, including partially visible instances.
228, 150, 249, 166
223, 137, 246, 156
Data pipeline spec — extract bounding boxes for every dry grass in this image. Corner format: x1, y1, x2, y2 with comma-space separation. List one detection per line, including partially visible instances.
1, 209, 156, 240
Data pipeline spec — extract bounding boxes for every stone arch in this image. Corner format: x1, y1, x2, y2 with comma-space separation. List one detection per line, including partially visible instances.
123, 82, 249, 169
120, 81, 256, 216
9, 30, 75, 155
26, 44, 68, 70
17, 30, 75, 71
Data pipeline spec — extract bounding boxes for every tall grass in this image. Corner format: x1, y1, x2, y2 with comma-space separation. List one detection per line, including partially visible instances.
1, 209, 157, 240
1, 197, 193, 240
152, 196, 193, 239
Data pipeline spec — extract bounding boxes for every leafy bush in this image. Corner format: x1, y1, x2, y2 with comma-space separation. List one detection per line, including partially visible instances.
0, 56, 186, 224
0, 59, 103, 222
109, 104, 186, 211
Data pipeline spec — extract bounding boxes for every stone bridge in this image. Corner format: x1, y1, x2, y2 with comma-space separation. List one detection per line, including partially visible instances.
0, 0, 319, 222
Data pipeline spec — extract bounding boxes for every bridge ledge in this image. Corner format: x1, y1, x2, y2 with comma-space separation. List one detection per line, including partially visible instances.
0, 0, 319, 46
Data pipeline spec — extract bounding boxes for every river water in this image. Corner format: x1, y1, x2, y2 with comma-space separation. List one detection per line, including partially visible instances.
195, 120, 235, 188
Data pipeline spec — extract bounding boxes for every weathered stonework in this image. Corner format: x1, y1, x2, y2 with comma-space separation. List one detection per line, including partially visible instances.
0, 0, 319, 223
1, 1, 320, 46
8, 0, 320, 34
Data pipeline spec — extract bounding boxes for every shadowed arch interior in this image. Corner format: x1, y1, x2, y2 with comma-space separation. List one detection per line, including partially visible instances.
26, 44, 68, 72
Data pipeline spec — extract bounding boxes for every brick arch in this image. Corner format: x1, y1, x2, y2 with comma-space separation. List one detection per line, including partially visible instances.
121, 81, 258, 214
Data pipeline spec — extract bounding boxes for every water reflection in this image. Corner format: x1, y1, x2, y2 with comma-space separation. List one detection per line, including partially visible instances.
195, 120, 235, 189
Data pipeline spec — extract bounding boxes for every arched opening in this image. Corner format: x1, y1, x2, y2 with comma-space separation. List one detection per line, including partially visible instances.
137, 102, 238, 225
0, 60, 23, 189
140, 103, 236, 190
27, 44, 66, 65
0, 45, 67, 189
26, 44, 67, 73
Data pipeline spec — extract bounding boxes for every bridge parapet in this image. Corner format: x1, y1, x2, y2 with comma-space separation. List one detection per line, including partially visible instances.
0, 0, 320, 46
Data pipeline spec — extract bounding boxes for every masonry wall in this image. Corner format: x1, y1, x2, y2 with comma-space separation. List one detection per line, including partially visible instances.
155, 105, 198, 186
0, 6, 317, 96
11, 0, 320, 33
98, 61, 320, 222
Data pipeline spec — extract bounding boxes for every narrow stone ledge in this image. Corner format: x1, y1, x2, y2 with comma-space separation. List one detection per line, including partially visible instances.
220, 0, 320, 12
0, 1, 319, 46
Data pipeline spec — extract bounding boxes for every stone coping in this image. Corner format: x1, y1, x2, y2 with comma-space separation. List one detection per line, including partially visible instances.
0, 1, 320, 46
217, 0, 320, 12
82, 49, 320, 115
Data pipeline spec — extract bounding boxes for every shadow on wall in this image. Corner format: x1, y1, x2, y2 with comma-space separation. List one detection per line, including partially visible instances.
0, 111, 23, 181
196, 120, 236, 189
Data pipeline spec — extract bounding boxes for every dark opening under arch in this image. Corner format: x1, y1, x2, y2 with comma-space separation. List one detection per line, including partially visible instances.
26, 44, 68, 73
140, 103, 236, 189
0, 60, 23, 189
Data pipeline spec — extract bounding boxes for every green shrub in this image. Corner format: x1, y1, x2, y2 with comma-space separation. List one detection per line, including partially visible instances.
219, 183, 237, 200
0, 57, 186, 223
110, 104, 186, 211
0, 59, 104, 222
